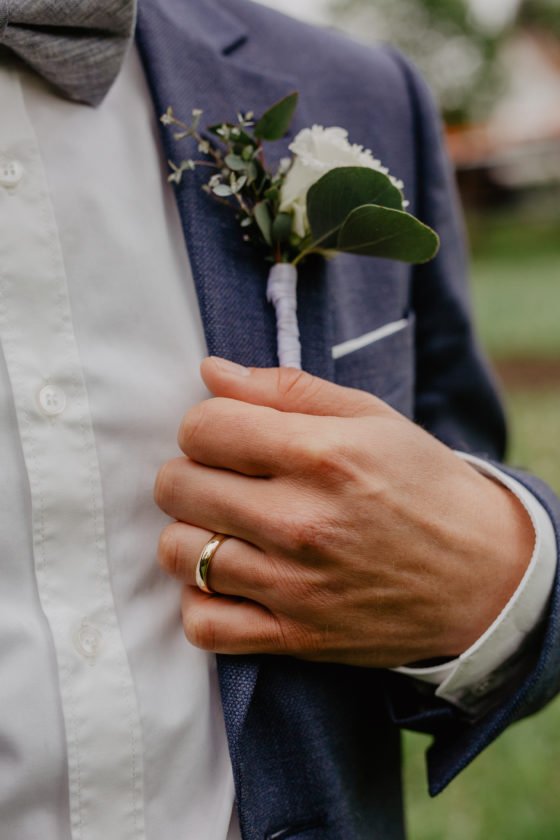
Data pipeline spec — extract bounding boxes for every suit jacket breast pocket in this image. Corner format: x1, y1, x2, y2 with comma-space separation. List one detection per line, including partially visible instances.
266, 820, 325, 840
333, 314, 415, 419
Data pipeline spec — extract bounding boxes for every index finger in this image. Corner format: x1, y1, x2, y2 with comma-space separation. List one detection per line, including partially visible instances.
178, 397, 309, 476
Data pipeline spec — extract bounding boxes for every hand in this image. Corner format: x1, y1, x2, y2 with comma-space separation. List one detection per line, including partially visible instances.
154, 357, 534, 668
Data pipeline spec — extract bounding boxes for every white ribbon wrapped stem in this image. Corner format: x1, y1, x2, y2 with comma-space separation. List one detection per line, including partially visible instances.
266, 263, 301, 369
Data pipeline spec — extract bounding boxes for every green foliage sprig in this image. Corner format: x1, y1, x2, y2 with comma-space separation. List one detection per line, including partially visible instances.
161, 93, 439, 267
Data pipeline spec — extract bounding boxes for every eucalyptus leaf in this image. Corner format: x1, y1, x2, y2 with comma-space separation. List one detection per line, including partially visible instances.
225, 154, 246, 172
272, 212, 293, 245
208, 124, 254, 146
254, 202, 272, 245
254, 93, 299, 141
265, 186, 280, 203
307, 167, 404, 250
337, 204, 440, 263
246, 162, 259, 184
212, 184, 233, 197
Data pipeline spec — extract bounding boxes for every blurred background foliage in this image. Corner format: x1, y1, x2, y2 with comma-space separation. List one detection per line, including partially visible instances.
258, 0, 560, 835
520, 0, 560, 37
331, 0, 505, 125
330, 0, 560, 125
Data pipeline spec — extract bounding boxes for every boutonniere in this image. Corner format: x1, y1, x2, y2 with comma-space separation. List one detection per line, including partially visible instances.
161, 93, 439, 369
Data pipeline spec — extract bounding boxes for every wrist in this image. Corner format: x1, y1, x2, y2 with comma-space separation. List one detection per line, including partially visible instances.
443, 470, 535, 657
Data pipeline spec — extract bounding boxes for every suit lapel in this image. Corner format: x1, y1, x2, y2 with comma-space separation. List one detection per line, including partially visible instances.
136, 0, 335, 767
136, 0, 334, 380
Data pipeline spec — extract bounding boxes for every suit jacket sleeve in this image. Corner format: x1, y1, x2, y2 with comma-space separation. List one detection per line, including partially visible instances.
383, 48, 560, 796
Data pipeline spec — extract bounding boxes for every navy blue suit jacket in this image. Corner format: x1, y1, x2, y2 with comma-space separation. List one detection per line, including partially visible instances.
136, 1, 560, 837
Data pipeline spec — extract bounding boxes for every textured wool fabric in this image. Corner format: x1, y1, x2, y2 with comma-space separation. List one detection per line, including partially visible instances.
0, 0, 136, 105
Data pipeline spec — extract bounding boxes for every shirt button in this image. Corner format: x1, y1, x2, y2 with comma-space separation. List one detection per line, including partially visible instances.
74, 622, 103, 662
0, 160, 24, 189
38, 384, 66, 417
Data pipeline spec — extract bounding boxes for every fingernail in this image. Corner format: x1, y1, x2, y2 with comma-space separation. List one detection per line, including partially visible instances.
211, 357, 251, 377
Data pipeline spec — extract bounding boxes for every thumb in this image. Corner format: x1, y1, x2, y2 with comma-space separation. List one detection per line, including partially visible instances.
200, 357, 382, 417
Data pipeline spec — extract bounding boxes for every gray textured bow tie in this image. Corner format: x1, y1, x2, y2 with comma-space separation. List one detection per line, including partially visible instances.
0, 1, 137, 106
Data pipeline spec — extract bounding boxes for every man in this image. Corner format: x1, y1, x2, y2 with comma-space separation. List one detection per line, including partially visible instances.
0, 1, 558, 839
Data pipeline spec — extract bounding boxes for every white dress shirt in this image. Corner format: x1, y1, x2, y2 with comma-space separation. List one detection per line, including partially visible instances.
0, 44, 555, 840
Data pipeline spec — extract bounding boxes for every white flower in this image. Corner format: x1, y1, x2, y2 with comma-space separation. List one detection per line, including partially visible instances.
167, 159, 195, 184
160, 107, 175, 126
278, 157, 292, 176
279, 125, 406, 238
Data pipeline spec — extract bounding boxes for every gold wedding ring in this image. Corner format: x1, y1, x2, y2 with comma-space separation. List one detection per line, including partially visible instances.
195, 533, 230, 594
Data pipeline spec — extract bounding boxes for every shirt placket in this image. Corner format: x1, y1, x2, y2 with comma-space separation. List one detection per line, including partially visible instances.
0, 71, 146, 840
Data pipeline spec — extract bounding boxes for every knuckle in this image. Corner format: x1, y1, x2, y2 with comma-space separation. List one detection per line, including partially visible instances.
279, 511, 336, 558
303, 436, 348, 479
157, 524, 183, 577
276, 617, 321, 657
178, 401, 209, 454
153, 458, 184, 512
275, 620, 297, 654
153, 461, 173, 508
183, 608, 217, 651
275, 367, 315, 401
285, 423, 354, 484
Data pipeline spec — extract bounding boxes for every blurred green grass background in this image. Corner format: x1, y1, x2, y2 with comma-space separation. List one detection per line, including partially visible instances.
470, 211, 560, 360
405, 207, 560, 839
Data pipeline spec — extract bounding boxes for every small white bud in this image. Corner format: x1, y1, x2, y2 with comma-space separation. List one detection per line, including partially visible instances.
160, 106, 175, 126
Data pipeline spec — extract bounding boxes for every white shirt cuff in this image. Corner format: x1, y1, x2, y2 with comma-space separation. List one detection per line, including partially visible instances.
395, 453, 557, 713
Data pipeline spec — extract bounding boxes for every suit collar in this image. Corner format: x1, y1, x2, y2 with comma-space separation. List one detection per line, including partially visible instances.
149, 0, 249, 56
